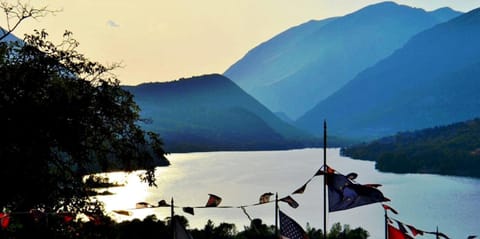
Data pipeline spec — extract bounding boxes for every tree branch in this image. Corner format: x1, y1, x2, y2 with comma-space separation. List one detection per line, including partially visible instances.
0, 0, 58, 41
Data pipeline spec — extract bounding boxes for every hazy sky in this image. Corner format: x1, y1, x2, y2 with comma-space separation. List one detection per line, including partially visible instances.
7, 0, 480, 85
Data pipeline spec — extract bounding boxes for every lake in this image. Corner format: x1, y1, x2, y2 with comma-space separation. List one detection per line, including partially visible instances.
97, 148, 480, 238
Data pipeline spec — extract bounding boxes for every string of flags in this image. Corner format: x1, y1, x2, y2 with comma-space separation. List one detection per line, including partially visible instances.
2, 162, 476, 239
118, 165, 388, 215
112, 164, 474, 239
0, 210, 77, 229
0, 122, 476, 238
382, 204, 458, 239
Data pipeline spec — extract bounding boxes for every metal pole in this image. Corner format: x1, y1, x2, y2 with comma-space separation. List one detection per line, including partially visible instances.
384, 209, 388, 239
275, 192, 279, 238
323, 120, 327, 239
171, 198, 175, 239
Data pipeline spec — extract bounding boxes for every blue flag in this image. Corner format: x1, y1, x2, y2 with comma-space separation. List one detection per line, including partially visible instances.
324, 170, 389, 212
279, 210, 309, 239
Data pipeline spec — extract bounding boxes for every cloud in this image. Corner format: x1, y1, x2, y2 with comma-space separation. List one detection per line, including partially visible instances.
107, 20, 120, 28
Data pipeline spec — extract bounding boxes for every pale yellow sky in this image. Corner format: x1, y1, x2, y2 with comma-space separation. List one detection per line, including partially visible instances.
5, 0, 480, 85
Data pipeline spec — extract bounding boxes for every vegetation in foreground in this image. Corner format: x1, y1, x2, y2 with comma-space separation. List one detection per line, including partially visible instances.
0, 214, 369, 239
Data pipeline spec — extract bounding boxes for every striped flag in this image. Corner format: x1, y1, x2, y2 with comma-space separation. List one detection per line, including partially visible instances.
279, 210, 309, 239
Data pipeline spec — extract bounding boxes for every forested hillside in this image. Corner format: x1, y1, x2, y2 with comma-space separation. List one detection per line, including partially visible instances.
124, 74, 325, 152
341, 118, 480, 178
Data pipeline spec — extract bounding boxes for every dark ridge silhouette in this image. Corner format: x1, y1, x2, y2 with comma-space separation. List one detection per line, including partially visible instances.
124, 74, 328, 152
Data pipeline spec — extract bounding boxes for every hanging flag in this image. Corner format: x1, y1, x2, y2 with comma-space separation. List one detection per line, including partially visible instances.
183, 207, 194, 215
259, 192, 274, 204
293, 179, 311, 194
113, 210, 132, 216
136, 202, 154, 209
158, 200, 170, 207
174, 217, 194, 239
321, 168, 389, 212
0, 213, 10, 229
279, 196, 299, 209
406, 224, 424, 237
395, 220, 410, 235
382, 204, 399, 214
314, 166, 335, 176
279, 210, 309, 239
205, 194, 222, 207
424, 231, 450, 239
388, 224, 413, 239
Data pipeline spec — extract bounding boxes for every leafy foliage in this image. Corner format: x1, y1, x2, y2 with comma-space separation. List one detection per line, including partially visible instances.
0, 214, 370, 239
341, 118, 480, 177
0, 30, 168, 221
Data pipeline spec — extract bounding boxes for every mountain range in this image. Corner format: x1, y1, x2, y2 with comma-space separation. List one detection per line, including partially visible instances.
124, 74, 324, 152
296, 6, 480, 141
224, 1, 462, 120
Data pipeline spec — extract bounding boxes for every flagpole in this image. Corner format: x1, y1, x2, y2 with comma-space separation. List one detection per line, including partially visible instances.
275, 192, 279, 238
323, 120, 327, 239
384, 207, 388, 239
171, 197, 175, 239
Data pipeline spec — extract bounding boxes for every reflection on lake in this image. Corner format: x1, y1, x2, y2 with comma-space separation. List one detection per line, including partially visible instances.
96, 148, 480, 238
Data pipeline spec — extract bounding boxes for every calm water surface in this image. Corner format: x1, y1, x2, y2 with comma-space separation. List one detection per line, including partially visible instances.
97, 148, 480, 238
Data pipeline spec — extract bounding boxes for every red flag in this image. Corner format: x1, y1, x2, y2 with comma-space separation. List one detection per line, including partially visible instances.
205, 194, 222, 207
406, 224, 424, 236
382, 204, 398, 214
0, 213, 10, 229
388, 224, 413, 239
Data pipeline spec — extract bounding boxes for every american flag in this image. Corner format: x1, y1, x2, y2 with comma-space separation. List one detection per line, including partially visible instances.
279, 210, 309, 239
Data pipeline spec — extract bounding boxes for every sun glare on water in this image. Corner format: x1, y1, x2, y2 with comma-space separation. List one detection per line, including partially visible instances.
91, 171, 158, 221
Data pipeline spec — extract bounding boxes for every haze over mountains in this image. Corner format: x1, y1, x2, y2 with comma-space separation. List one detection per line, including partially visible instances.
123, 1, 480, 151
124, 74, 321, 152
224, 1, 462, 120
297, 6, 480, 140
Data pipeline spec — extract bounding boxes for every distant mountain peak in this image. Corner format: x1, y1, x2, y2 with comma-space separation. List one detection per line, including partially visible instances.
428, 6, 464, 22
224, 1, 459, 120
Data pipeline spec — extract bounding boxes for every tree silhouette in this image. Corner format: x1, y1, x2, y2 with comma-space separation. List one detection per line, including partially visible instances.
0, 29, 168, 226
